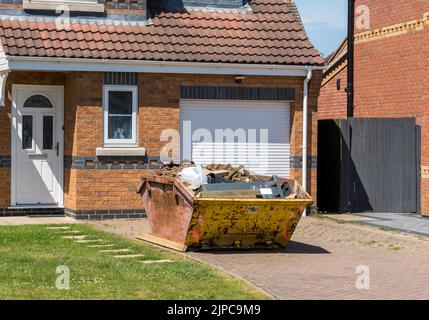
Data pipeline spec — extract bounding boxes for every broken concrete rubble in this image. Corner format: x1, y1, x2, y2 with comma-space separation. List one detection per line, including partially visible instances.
157, 161, 195, 178
158, 162, 257, 183
155, 162, 299, 199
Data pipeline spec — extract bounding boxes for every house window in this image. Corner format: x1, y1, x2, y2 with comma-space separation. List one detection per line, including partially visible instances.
103, 85, 138, 146
23, 95, 53, 109
43, 115, 54, 150
22, 115, 33, 150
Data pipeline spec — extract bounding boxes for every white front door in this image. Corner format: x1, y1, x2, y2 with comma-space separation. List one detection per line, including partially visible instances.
11, 85, 64, 207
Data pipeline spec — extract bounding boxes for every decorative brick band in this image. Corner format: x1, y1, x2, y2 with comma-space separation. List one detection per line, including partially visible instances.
64, 156, 162, 170
104, 72, 139, 85
180, 86, 296, 101
321, 56, 347, 88
5, 155, 314, 170
4, 155, 313, 170
65, 208, 146, 220
0, 155, 11, 168
0, 207, 147, 220
290, 156, 317, 169
355, 11, 429, 44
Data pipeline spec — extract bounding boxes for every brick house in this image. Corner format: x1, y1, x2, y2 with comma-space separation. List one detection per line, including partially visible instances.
0, 0, 323, 219
318, 38, 347, 121
318, 0, 428, 216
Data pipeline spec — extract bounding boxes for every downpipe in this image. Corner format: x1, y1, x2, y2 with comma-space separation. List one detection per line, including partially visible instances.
302, 68, 313, 217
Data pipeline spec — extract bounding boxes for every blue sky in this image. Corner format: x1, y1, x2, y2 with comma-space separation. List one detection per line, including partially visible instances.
294, 0, 348, 57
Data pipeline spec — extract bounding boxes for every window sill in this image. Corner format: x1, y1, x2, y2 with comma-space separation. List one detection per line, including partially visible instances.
9, 205, 64, 209
96, 147, 146, 157
23, 0, 105, 13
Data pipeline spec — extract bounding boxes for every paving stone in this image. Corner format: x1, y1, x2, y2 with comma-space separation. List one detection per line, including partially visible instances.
46, 226, 70, 230
74, 239, 104, 244
113, 254, 144, 259
88, 244, 116, 248
100, 249, 131, 253
140, 259, 173, 264
62, 235, 86, 240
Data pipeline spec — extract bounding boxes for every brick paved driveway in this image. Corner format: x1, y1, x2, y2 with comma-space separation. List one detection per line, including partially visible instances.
92, 216, 429, 300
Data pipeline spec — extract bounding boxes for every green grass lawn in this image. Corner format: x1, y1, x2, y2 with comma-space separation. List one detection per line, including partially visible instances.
0, 224, 269, 300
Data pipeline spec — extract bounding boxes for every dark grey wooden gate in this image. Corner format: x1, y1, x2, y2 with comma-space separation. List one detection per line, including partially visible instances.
340, 118, 420, 213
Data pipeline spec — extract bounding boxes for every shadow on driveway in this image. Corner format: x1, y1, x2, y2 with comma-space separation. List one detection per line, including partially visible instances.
189, 241, 330, 255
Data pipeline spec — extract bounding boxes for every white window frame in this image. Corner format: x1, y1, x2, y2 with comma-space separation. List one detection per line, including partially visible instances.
103, 85, 138, 147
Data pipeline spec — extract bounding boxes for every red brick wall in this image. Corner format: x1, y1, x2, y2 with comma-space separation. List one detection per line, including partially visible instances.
355, 0, 428, 30
0, 169, 10, 207
1, 70, 322, 213
318, 1, 429, 215
65, 72, 104, 156
68, 170, 144, 211
354, 33, 425, 118
354, 1, 428, 215
318, 66, 348, 120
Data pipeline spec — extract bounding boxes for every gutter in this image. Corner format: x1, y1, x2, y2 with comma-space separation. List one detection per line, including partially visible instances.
0, 55, 324, 107
3, 56, 325, 77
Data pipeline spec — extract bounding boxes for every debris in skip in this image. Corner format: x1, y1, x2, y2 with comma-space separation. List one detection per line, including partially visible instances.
137, 162, 313, 252
156, 161, 299, 199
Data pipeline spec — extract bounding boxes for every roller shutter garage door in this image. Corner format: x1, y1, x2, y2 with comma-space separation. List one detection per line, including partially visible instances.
180, 100, 291, 177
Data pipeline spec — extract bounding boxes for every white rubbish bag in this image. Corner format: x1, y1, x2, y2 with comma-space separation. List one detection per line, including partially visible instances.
178, 165, 208, 189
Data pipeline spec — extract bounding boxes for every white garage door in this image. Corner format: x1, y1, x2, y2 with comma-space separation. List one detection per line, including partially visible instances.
180, 100, 291, 177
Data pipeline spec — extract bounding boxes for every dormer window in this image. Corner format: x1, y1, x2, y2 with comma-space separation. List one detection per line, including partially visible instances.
23, 0, 104, 13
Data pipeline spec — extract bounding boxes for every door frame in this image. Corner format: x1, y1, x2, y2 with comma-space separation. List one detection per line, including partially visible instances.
10, 84, 64, 208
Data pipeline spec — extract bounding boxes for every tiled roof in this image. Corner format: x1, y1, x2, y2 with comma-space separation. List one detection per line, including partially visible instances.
0, 0, 324, 66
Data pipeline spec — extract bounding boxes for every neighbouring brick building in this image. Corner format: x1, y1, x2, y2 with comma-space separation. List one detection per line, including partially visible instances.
0, 0, 323, 219
318, 0, 429, 216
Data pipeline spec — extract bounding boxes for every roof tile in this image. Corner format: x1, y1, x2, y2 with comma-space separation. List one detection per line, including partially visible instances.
0, 0, 323, 66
